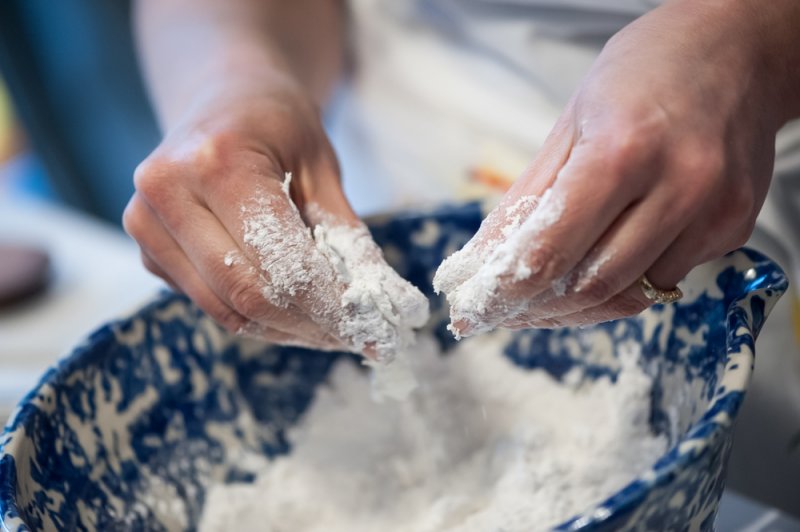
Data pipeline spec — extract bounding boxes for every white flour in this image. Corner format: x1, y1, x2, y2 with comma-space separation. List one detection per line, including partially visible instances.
312, 220, 429, 361
434, 189, 565, 337
240, 173, 429, 399
199, 332, 667, 532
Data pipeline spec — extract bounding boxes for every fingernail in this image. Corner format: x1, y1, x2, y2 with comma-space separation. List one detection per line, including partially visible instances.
448, 319, 470, 340
362, 342, 379, 361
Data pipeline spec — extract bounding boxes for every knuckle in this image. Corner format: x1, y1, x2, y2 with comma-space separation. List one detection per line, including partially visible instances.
677, 143, 725, 186
528, 241, 571, 281
209, 303, 247, 334
121, 199, 144, 239
611, 294, 649, 317
134, 131, 241, 205
574, 275, 617, 307
133, 155, 173, 206
227, 275, 269, 321
195, 129, 240, 172
121, 196, 161, 246
606, 133, 650, 172
219, 313, 247, 335
601, 114, 667, 173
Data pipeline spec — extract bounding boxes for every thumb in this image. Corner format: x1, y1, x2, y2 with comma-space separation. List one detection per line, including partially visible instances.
287, 142, 361, 227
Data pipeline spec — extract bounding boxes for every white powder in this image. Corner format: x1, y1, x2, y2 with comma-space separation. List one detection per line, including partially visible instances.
199, 331, 667, 532
433, 194, 537, 298
312, 221, 429, 360
240, 173, 429, 399
543, 250, 615, 304
573, 251, 614, 294
501, 195, 538, 239
223, 251, 240, 268
241, 184, 328, 306
551, 275, 569, 297
434, 189, 565, 337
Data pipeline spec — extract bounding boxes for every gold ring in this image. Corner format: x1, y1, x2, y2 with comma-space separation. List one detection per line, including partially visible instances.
639, 275, 683, 304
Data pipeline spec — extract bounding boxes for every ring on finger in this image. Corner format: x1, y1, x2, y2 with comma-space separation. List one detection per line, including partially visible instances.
639, 274, 683, 304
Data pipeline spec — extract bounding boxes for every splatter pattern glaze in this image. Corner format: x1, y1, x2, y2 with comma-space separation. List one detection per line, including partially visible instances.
0, 203, 787, 531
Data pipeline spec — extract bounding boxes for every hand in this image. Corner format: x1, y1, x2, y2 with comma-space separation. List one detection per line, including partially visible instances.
434, 0, 787, 335
124, 73, 428, 354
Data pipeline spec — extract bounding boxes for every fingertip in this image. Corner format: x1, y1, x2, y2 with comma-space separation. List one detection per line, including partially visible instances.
433, 245, 481, 296
362, 343, 379, 361
448, 318, 478, 339
447, 322, 465, 340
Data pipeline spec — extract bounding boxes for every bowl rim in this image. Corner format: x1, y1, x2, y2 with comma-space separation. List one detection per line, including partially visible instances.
0, 248, 788, 532
555, 247, 787, 530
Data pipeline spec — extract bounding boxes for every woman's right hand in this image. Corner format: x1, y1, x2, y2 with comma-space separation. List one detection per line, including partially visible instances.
123, 72, 427, 354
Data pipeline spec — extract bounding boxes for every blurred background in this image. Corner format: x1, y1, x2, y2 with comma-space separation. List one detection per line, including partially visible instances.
0, 1, 798, 528
0, 1, 158, 221
0, 0, 162, 421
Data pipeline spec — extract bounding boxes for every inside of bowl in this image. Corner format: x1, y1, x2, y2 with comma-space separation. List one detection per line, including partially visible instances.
5, 203, 783, 531
6, 288, 713, 531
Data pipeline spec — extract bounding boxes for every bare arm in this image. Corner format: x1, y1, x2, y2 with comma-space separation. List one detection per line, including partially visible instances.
133, 0, 346, 129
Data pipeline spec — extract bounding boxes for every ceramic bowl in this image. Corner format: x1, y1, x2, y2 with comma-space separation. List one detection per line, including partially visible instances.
0, 203, 787, 531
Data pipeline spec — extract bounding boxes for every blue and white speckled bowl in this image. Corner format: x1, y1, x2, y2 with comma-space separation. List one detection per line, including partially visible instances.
0, 203, 788, 531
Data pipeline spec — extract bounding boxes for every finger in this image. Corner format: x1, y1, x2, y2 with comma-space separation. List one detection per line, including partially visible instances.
140, 250, 179, 291
499, 131, 751, 325
506, 193, 686, 321
295, 147, 361, 225
449, 136, 656, 337
200, 171, 347, 330
127, 192, 336, 345
507, 283, 657, 329
199, 166, 397, 359
124, 194, 249, 333
515, 167, 749, 324
434, 110, 576, 295
203, 162, 427, 358
504, 227, 707, 329
238, 321, 346, 351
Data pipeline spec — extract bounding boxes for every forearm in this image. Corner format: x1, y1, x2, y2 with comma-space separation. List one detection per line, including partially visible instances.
662, 0, 800, 126
744, 0, 800, 123
134, 0, 346, 130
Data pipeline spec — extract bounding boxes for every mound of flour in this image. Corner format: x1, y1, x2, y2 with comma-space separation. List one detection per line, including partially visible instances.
199, 332, 667, 531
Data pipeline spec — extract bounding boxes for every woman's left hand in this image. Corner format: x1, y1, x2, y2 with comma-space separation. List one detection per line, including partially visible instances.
435, 0, 798, 335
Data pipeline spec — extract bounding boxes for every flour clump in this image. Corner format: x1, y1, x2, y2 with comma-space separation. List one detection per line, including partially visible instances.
241, 173, 429, 400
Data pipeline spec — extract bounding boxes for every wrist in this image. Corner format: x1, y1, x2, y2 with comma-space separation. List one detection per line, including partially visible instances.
746, 0, 800, 124
676, 0, 800, 126
162, 44, 315, 133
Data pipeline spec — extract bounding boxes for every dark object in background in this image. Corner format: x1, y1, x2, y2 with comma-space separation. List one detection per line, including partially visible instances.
0, 244, 49, 307
0, 1, 160, 225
